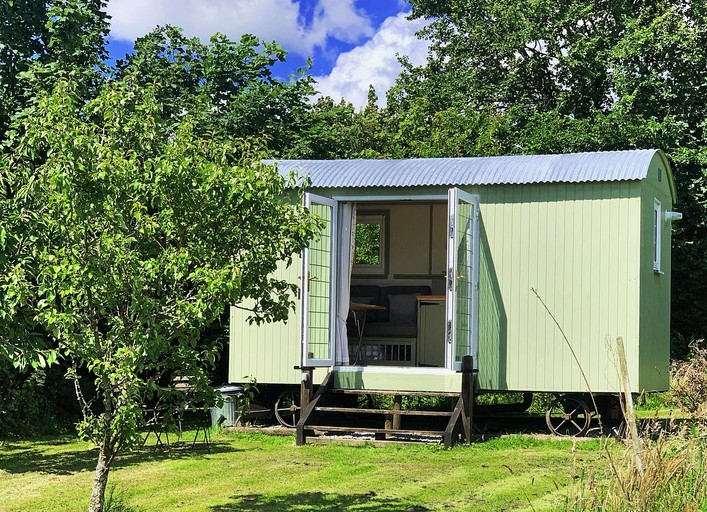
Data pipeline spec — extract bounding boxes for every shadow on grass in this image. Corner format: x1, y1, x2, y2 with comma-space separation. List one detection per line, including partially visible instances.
210, 492, 432, 512
0, 441, 242, 476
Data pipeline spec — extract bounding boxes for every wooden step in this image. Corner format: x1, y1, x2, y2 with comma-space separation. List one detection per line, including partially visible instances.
307, 425, 445, 436
315, 406, 453, 417
330, 389, 460, 397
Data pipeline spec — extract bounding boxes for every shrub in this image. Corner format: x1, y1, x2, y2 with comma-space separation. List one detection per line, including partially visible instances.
669, 340, 707, 416
0, 361, 79, 438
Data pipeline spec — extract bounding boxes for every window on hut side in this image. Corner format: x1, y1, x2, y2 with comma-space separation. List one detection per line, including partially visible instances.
653, 198, 661, 272
353, 214, 385, 275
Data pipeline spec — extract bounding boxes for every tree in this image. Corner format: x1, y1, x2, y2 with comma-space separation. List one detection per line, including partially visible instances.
0, 0, 110, 368
0, 71, 319, 511
286, 87, 393, 159
387, 0, 707, 351
115, 25, 317, 155
0, 0, 109, 137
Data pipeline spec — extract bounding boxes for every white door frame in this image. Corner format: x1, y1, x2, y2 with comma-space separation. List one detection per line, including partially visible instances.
446, 188, 480, 371
301, 193, 338, 367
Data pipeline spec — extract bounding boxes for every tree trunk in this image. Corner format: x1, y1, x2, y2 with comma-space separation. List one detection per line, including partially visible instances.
88, 438, 114, 512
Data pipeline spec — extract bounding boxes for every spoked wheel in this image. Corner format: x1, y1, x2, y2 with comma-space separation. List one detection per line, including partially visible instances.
545, 395, 592, 437
274, 389, 301, 428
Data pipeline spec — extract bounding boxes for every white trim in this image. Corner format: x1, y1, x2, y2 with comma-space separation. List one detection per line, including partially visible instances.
446, 188, 480, 371
352, 213, 386, 274
334, 365, 457, 375
653, 198, 661, 272
331, 194, 447, 202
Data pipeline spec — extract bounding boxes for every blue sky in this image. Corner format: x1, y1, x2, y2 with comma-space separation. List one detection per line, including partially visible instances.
105, 0, 430, 108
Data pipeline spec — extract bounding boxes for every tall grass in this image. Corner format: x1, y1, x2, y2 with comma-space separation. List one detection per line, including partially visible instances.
570, 425, 707, 511
570, 339, 707, 512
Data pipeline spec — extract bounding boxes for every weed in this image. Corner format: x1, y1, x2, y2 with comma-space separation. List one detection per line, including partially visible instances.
669, 340, 707, 417
635, 391, 669, 412
236, 376, 258, 425
104, 485, 139, 512
569, 425, 707, 511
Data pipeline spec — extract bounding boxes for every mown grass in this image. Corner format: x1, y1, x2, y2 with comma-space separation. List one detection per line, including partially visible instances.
0, 431, 607, 512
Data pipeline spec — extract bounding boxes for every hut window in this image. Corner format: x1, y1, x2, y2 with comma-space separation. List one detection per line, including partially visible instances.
353, 214, 386, 275
653, 199, 661, 272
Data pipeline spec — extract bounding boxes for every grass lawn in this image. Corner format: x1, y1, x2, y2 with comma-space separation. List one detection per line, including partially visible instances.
0, 430, 610, 512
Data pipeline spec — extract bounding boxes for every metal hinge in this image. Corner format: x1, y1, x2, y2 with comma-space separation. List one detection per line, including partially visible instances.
448, 267, 454, 291
447, 320, 453, 343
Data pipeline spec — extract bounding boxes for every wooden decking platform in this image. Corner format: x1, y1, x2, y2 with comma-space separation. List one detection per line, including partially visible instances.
295, 357, 477, 448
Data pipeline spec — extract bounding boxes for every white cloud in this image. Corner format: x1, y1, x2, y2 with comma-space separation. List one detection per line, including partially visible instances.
313, 11, 429, 109
106, 0, 373, 56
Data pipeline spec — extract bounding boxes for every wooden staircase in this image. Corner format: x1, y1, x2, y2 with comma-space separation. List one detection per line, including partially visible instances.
296, 357, 476, 448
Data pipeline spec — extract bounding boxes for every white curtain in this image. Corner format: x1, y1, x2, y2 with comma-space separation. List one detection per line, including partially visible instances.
335, 202, 356, 365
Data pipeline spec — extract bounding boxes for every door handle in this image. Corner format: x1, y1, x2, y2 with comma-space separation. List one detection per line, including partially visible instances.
307, 272, 318, 292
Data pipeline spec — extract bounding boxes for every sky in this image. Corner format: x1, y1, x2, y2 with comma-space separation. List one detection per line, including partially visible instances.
105, 0, 431, 109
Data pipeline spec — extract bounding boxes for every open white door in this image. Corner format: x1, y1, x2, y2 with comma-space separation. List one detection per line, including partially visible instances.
302, 193, 338, 367
446, 188, 480, 371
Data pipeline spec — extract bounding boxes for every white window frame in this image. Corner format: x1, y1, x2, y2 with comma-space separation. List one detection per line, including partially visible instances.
653, 198, 661, 272
352, 213, 386, 275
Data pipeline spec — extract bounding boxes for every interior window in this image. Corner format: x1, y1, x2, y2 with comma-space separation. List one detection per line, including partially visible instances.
353, 214, 386, 274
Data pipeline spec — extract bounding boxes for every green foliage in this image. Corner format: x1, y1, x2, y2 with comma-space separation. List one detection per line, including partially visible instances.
669, 341, 707, 416
116, 25, 317, 156
354, 223, 381, 265
0, 0, 109, 370
0, 363, 55, 438
285, 92, 392, 159
635, 392, 670, 413
237, 377, 258, 422
0, 0, 109, 137
368, 394, 455, 411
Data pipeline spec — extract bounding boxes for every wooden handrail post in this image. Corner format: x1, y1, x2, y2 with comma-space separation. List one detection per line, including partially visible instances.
382, 394, 403, 440
392, 394, 402, 430
300, 366, 314, 415
461, 355, 474, 444
295, 368, 333, 446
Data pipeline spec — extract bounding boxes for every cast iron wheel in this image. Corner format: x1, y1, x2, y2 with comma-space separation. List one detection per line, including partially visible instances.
545, 395, 592, 437
274, 389, 301, 428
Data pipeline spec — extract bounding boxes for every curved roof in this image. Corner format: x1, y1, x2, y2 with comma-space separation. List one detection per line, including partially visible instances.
273, 149, 675, 200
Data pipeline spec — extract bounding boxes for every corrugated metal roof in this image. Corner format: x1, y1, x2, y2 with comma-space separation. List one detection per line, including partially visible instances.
271, 149, 662, 189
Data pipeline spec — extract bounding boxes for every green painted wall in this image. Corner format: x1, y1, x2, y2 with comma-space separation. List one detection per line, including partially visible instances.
229, 257, 303, 385
637, 153, 673, 391
230, 166, 674, 393
474, 181, 643, 393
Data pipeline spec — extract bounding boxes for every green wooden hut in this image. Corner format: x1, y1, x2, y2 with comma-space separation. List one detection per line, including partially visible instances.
228, 149, 678, 438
